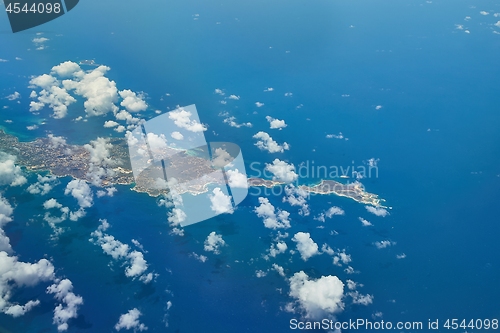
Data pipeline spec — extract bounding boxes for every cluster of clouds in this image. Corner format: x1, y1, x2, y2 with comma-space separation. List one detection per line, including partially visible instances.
28, 61, 148, 131
90, 219, 153, 283
254, 197, 291, 229
27, 174, 58, 195
45, 179, 93, 227
0, 193, 83, 331
221, 113, 252, 128
253, 132, 290, 153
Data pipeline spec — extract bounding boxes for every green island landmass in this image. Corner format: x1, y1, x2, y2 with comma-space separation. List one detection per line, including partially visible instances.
0, 130, 385, 207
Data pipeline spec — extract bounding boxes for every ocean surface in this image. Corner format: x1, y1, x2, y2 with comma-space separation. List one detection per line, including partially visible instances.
1, 0, 500, 332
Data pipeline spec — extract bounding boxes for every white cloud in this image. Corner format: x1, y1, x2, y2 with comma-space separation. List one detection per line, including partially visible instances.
30, 85, 77, 118
254, 132, 289, 153
125, 251, 148, 278
46, 279, 83, 332
255, 102, 264, 107
214, 88, 225, 95
268, 241, 288, 258
264, 87, 274, 92
0, 244, 56, 319
223, 116, 252, 128
326, 132, 345, 139
333, 250, 352, 266
359, 217, 373, 226
254, 197, 291, 230
480, 10, 489, 15
211, 148, 233, 168
226, 169, 248, 188
374, 240, 396, 249
375, 105, 382, 110
30, 74, 58, 90
282, 185, 309, 216
6, 92, 20, 101
65, 179, 93, 208
32, 37, 49, 44
209, 188, 233, 214
104, 120, 119, 128
325, 206, 344, 218
171, 131, 184, 140
396, 253, 407, 259
168, 108, 207, 133
190, 252, 208, 262
348, 291, 374, 306
365, 206, 389, 217
288, 271, 344, 319
90, 220, 151, 281
265, 159, 297, 183
43, 198, 63, 210
51, 61, 82, 78
0, 153, 27, 187
115, 308, 148, 331
96, 187, 117, 198
228, 94, 240, 100
48, 134, 67, 149
272, 264, 286, 277
265, 116, 287, 130
0, 195, 14, 253
495, 21, 500, 28
4, 300, 40, 317
204, 232, 225, 254
62, 65, 119, 116
119, 90, 147, 113
84, 137, 116, 185
284, 92, 293, 97
292, 232, 319, 261
255, 270, 267, 278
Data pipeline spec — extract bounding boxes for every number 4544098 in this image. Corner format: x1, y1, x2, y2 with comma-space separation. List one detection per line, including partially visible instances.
5, 2, 61, 14
443, 319, 498, 330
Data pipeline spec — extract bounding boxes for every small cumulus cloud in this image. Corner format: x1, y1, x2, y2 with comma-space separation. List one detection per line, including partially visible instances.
292, 232, 319, 261
265, 116, 287, 130
115, 308, 148, 332
265, 159, 298, 183
204, 232, 225, 254
253, 132, 290, 153
365, 206, 389, 217
374, 240, 396, 249
288, 271, 344, 319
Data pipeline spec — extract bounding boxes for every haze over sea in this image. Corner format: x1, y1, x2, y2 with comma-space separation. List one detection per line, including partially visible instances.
1, 0, 500, 332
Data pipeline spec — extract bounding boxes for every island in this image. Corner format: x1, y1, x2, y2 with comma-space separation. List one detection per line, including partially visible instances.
0, 130, 385, 207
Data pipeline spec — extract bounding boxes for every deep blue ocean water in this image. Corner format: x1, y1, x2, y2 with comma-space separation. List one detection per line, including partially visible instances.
1, 0, 500, 332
